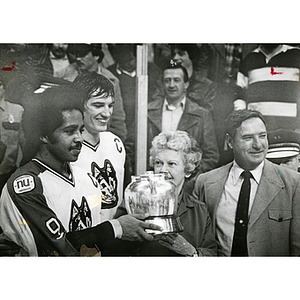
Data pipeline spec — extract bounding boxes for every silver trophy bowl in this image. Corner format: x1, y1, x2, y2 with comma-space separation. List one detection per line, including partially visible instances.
124, 171, 183, 234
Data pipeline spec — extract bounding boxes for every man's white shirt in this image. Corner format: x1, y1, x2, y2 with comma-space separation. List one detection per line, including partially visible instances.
216, 160, 264, 256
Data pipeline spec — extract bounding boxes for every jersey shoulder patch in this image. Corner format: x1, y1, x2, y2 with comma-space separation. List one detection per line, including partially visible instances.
13, 175, 35, 194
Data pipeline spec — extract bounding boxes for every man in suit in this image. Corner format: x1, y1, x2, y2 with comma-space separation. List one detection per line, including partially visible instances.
147, 63, 219, 176
193, 109, 300, 256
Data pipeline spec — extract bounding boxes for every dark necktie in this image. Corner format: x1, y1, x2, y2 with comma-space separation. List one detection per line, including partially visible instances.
231, 170, 252, 256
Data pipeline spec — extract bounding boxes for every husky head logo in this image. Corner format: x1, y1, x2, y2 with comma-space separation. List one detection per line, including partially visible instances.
69, 197, 92, 231
89, 160, 118, 209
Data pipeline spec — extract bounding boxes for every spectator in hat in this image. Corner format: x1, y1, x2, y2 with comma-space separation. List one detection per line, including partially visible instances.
266, 129, 300, 171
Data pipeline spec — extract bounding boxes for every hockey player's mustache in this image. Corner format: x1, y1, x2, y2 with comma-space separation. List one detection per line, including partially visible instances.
70, 142, 82, 151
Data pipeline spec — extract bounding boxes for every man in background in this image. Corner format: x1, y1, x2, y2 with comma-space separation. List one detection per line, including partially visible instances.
0, 77, 25, 194
147, 63, 219, 179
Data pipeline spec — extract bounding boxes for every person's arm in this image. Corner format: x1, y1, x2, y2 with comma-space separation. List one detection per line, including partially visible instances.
66, 220, 115, 252
0, 181, 79, 256
67, 212, 161, 252
0, 170, 162, 256
158, 203, 217, 257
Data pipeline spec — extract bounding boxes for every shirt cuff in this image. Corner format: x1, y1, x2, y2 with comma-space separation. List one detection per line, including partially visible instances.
233, 99, 247, 110
108, 219, 123, 239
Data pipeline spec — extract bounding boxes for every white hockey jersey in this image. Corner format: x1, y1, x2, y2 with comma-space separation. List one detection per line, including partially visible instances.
0, 159, 103, 256
72, 132, 125, 222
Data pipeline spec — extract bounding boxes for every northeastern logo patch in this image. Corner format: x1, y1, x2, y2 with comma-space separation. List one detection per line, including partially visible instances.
69, 197, 92, 231
13, 175, 35, 194
88, 160, 118, 209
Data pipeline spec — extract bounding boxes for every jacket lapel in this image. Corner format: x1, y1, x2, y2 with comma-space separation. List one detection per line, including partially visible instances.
248, 160, 284, 228
177, 99, 203, 131
204, 163, 232, 219
148, 99, 163, 132
177, 192, 189, 217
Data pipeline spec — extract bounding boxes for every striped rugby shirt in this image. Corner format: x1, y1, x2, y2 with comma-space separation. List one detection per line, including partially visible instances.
235, 45, 300, 131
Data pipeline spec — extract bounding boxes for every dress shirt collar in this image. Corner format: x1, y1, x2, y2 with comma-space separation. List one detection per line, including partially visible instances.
116, 64, 136, 77
231, 160, 264, 185
163, 96, 186, 111
254, 45, 295, 61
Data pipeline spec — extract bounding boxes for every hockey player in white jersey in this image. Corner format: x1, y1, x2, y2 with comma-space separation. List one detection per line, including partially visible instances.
72, 72, 126, 222
0, 85, 161, 256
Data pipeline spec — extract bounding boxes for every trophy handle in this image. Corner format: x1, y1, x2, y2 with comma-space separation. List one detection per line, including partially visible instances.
145, 215, 184, 235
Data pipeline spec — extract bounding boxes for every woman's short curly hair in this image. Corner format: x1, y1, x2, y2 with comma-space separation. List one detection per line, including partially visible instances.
149, 131, 202, 175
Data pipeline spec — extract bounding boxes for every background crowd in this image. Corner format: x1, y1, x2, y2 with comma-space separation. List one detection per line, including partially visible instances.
1, 43, 300, 188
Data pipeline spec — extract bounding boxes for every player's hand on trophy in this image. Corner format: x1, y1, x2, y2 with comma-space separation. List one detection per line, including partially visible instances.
117, 213, 162, 242
159, 233, 197, 256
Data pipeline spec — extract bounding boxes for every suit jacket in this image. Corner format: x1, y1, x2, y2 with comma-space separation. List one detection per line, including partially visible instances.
193, 159, 300, 256
147, 97, 219, 173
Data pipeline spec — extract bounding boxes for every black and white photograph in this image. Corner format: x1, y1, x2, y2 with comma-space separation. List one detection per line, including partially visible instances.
0, 1, 299, 299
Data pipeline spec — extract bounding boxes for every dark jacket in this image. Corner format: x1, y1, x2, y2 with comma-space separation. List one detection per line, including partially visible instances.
147, 97, 219, 174
187, 71, 216, 111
